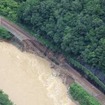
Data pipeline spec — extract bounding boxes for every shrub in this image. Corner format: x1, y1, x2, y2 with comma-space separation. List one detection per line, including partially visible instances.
0, 27, 12, 40
70, 83, 101, 105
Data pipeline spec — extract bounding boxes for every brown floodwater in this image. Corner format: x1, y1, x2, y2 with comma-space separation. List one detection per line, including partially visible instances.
0, 42, 76, 105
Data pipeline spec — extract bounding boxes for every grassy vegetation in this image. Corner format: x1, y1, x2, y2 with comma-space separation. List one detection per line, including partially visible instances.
70, 83, 101, 105
0, 27, 12, 40
0, 90, 13, 105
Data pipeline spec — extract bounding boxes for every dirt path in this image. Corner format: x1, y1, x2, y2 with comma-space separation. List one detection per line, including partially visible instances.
0, 16, 105, 105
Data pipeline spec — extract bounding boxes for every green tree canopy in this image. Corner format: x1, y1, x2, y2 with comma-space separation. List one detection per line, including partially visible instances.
0, 0, 18, 20
17, 0, 105, 72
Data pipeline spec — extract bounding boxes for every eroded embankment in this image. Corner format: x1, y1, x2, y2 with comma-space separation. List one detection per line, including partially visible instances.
0, 16, 105, 105
0, 42, 76, 105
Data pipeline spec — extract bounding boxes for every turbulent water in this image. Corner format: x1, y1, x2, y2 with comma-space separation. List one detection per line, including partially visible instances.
0, 42, 76, 105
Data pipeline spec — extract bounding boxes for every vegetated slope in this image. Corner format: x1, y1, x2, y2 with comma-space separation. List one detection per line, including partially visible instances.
17, 0, 105, 74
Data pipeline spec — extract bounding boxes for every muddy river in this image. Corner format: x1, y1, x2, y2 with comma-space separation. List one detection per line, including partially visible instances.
0, 42, 76, 105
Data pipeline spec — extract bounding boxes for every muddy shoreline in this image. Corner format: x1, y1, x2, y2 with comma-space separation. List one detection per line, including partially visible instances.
10, 37, 75, 86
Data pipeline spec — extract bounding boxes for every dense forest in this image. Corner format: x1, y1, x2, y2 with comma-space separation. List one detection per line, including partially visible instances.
17, 0, 105, 73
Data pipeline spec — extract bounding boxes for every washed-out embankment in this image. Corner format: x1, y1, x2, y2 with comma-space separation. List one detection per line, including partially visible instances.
0, 16, 105, 105
0, 16, 75, 86
9, 36, 75, 87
